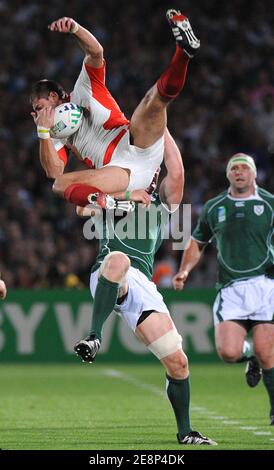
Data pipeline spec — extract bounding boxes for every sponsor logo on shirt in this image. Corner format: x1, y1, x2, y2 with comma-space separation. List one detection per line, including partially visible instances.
235, 201, 245, 207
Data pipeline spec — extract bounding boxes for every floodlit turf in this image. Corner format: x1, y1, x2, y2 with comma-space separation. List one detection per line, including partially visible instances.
0, 363, 273, 450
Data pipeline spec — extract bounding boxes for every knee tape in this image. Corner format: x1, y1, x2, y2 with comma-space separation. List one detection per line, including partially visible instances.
147, 329, 182, 360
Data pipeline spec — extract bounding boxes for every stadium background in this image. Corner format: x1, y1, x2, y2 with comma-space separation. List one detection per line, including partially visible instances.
1, 0, 274, 452
1, 0, 274, 290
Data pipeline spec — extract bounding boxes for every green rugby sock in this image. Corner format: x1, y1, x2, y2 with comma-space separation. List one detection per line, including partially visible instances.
166, 374, 192, 438
262, 367, 274, 416
90, 275, 119, 341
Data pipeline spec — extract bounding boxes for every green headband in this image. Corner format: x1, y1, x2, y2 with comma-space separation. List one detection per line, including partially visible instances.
226, 153, 257, 177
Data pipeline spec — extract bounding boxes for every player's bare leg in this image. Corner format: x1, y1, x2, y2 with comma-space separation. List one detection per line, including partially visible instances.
74, 252, 130, 363
253, 323, 274, 370
215, 320, 262, 388
53, 166, 130, 206
135, 312, 217, 445
253, 324, 274, 425
130, 10, 200, 149
215, 321, 247, 362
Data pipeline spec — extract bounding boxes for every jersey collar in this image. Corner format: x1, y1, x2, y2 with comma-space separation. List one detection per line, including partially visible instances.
227, 186, 262, 201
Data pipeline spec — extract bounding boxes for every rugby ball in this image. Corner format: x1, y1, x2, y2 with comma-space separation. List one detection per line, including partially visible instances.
50, 102, 83, 139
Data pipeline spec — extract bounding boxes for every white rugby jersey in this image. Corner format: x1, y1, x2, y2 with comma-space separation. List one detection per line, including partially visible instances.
54, 59, 130, 169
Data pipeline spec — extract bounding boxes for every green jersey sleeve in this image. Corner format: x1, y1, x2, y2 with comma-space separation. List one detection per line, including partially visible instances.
192, 202, 213, 243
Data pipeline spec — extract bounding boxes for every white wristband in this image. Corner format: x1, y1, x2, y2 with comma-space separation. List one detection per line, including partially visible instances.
37, 126, 50, 140
70, 22, 79, 34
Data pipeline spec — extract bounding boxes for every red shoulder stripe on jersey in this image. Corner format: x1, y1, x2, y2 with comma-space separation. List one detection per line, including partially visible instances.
85, 61, 106, 85
103, 128, 127, 166
85, 63, 129, 130
57, 146, 68, 165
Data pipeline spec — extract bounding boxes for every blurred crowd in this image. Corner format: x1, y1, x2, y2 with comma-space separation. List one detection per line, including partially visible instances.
0, 0, 274, 289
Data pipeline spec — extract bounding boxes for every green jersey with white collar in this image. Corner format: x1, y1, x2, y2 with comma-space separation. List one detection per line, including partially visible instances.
91, 194, 170, 280
192, 187, 274, 290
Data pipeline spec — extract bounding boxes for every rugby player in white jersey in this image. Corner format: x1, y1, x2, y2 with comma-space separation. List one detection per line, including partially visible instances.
31, 9, 200, 207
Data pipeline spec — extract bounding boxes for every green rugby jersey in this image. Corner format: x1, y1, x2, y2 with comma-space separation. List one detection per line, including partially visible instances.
192, 187, 274, 290
91, 195, 170, 280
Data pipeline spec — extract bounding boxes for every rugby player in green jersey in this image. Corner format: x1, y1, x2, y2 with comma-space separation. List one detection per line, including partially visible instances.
74, 129, 217, 445
173, 153, 274, 425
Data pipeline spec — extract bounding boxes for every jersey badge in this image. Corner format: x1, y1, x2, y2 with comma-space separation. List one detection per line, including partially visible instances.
254, 205, 264, 216
217, 206, 226, 222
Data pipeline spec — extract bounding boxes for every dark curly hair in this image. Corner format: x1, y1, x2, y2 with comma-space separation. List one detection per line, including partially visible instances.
30, 79, 68, 103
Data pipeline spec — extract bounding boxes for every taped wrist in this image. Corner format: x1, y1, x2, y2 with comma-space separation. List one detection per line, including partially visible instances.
37, 126, 50, 140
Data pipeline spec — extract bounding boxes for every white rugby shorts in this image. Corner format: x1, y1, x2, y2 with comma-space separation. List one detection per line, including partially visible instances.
90, 266, 169, 331
213, 275, 274, 325
105, 134, 164, 191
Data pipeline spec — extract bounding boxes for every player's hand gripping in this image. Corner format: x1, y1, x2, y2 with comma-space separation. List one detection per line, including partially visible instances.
172, 270, 189, 290
48, 17, 79, 34
31, 107, 55, 128
130, 190, 151, 207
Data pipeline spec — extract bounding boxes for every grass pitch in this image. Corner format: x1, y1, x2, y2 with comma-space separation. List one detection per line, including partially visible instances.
0, 363, 273, 450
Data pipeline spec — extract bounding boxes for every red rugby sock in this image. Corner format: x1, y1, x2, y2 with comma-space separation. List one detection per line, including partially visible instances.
157, 46, 189, 100
64, 183, 101, 207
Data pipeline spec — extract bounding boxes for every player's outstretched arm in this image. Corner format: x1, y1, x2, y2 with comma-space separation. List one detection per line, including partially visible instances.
0, 279, 7, 300
172, 239, 204, 290
48, 17, 104, 68
159, 128, 184, 208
